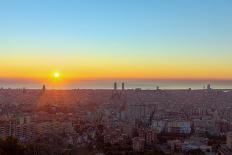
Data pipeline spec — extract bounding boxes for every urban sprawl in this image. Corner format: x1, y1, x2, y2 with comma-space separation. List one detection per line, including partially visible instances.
0, 83, 232, 155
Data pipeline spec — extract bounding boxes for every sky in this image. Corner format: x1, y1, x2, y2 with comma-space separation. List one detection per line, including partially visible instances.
0, 0, 232, 82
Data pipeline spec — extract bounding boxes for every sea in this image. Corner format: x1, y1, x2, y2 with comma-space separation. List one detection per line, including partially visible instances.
0, 79, 232, 90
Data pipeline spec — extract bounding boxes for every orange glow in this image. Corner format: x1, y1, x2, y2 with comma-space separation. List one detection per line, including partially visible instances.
0, 49, 232, 81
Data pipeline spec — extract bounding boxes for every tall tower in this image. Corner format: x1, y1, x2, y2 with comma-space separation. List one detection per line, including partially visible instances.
42, 85, 46, 93
114, 82, 117, 91
122, 82, 125, 91
23, 87, 26, 93
207, 84, 211, 90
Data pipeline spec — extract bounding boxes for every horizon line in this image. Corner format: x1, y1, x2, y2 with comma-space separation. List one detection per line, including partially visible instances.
0, 77, 232, 82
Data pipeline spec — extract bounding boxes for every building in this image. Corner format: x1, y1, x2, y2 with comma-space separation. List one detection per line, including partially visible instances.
0, 117, 35, 142
42, 85, 46, 93
207, 84, 211, 90
137, 128, 158, 144
167, 140, 182, 151
114, 82, 117, 91
17, 116, 31, 125
0, 120, 13, 138
14, 123, 36, 142
138, 128, 146, 139
132, 137, 145, 152
122, 82, 125, 91
146, 129, 158, 144
226, 132, 232, 149
166, 121, 191, 134
218, 144, 232, 155
151, 120, 166, 133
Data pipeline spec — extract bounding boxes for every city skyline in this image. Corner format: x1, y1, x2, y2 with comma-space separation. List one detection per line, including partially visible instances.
1, 1, 232, 154
1, 0, 232, 83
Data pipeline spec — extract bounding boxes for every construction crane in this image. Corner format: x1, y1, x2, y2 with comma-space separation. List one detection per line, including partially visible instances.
148, 106, 157, 126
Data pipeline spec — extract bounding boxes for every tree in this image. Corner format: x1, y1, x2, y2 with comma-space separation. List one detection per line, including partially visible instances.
0, 137, 25, 155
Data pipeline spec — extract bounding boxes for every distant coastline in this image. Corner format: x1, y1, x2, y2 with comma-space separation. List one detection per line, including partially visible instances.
0, 79, 232, 90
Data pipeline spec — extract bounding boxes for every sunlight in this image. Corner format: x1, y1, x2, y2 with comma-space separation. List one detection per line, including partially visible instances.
53, 72, 60, 79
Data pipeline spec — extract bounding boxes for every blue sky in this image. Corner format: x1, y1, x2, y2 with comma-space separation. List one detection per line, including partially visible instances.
1, 0, 232, 48
0, 0, 232, 80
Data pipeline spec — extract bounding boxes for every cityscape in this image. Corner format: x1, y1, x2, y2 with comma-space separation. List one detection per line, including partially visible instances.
0, 83, 232, 154
1, 0, 232, 155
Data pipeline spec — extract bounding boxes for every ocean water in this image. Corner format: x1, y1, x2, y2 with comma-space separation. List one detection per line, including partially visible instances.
0, 79, 232, 90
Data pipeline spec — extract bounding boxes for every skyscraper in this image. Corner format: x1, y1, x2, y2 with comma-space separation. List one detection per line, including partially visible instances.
207, 84, 211, 90
42, 85, 46, 93
122, 82, 125, 91
114, 82, 117, 91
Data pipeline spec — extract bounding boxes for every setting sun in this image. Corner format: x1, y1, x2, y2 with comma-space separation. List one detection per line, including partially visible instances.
53, 72, 60, 78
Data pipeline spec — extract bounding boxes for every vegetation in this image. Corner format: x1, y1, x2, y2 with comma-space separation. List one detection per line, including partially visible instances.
0, 137, 69, 155
0, 137, 25, 155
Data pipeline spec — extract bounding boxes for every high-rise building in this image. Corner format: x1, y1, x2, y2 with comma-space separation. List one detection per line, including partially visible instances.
23, 88, 26, 93
114, 82, 117, 90
42, 85, 46, 93
122, 82, 125, 91
207, 84, 211, 90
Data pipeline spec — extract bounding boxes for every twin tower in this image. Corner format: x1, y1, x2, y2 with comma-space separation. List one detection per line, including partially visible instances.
114, 82, 125, 91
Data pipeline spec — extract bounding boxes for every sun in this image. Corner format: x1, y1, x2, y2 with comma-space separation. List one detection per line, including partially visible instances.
53, 72, 60, 78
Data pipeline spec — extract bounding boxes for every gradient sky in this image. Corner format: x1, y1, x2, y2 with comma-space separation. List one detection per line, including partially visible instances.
0, 0, 232, 81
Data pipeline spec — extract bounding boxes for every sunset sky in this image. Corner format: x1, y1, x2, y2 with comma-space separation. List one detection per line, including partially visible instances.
1, 0, 232, 82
